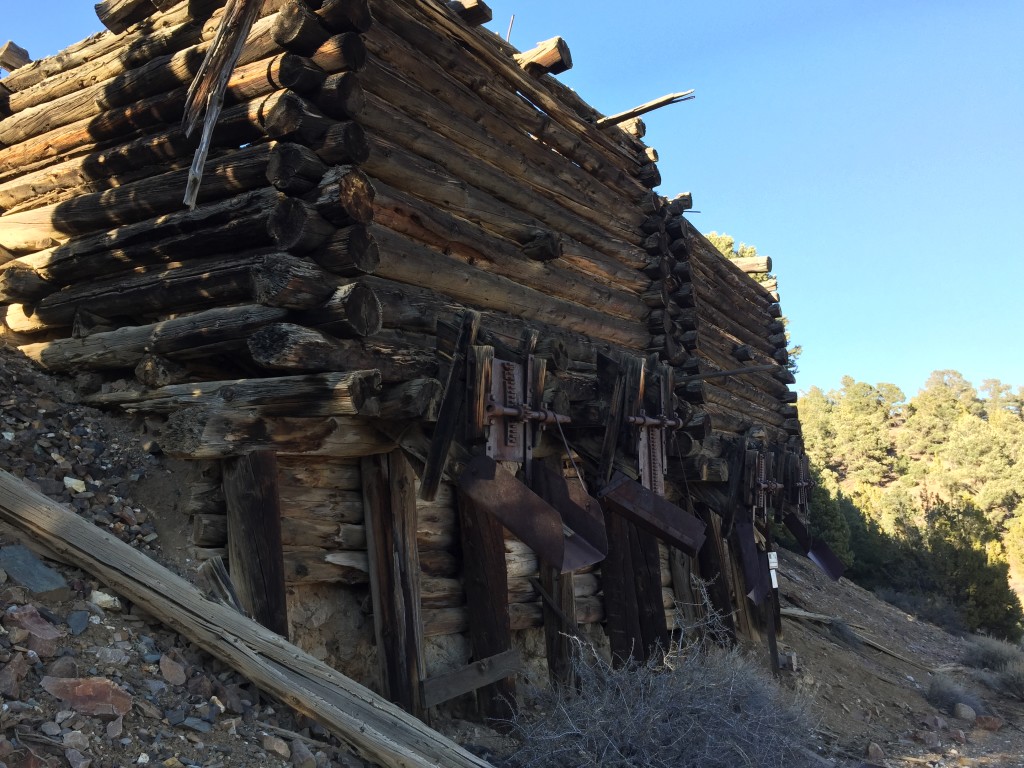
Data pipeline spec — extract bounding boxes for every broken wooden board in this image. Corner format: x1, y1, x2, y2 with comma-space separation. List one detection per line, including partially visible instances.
0, 468, 493, 768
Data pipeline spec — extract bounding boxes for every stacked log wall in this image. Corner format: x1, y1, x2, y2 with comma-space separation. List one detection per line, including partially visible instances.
0, 0, 810, 699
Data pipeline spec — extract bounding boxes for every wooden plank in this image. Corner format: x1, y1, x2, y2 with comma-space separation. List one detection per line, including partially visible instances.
419, 310, 480, 501
630, 525, 670, 653
0, 468, 493, 768
223, 451, 288, 636
421, 649, 522, 709
455, 488, 514, 719
363, 451, 426, 718
598, 473, 706, 556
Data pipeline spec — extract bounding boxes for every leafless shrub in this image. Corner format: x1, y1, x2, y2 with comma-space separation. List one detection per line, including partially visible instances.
963, 635, 1024, 671
829, 619, 862, 648
498, 605, 818, 768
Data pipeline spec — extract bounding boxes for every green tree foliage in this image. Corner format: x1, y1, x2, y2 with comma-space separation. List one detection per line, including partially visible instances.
798, 371, 1024, 639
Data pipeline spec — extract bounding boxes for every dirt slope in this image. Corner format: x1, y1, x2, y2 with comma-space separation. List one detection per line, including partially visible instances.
776, 549, 1024, 767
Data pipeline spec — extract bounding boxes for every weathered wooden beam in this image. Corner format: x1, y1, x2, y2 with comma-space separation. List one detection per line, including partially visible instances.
445, 0, 491, 26
513, 36, 572, 77
83, 370, 382, 416
248, 323, 436, 382
421, 649, 522, 709
456, 488, 515, 719
224, 450, 289, 636
363, 450, 426, 718
161, 408, 395, 459
0, 469, 494, 768
17, 305, 287, 372
0, 41, 31, 72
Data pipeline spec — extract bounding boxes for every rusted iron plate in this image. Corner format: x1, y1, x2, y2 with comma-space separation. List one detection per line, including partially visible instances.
783, 512, 845, 581
732, 520, 771, 605
597, 472, 706, 556
458, 455, 605, 573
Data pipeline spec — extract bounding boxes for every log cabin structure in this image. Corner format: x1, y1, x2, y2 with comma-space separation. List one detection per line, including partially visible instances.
0, 0, 837, 722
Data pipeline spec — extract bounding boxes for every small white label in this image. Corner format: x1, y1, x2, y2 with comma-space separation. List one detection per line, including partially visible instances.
767, 551, 779, 570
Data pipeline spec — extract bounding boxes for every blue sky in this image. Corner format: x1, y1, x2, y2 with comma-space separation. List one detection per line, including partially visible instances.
5, 1, 1023, 399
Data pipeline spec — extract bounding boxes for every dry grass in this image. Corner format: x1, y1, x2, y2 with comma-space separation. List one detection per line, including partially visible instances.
962, 636, 1024, 698
498, 603, 819, 768
926, 675, 988, 715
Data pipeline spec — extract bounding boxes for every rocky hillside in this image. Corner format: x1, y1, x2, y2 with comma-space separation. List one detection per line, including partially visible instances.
1, 338, 1023, 768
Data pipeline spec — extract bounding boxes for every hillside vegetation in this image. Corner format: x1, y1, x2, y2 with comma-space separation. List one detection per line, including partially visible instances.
798, 371, 1024, 640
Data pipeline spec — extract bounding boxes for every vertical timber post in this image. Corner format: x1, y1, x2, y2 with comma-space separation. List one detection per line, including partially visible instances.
223, 450, 288, 636
456, 488, 515, 719
363, 450, 426, 719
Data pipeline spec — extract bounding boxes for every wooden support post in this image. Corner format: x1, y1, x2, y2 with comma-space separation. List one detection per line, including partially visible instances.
531, 458, 578, 686
419, 310, 480, 501
456, 488, 515, 720
223, 451, 288, 637
363, 450, 426, 719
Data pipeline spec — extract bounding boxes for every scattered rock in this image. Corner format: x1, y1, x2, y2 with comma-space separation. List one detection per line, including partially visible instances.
89, 591, 122, 612
67, 610, 90, 636
64, 749, 92, 768
159, 653, 187, 686
263, 733, 291, 760
63, 730, 90, 751
291, 739, 317, 768
949, 728, 967, 744
953, 702, 977, 722
866, 742, 885, 761
40, 676, 133, 718
0, 545, 70, 600
0, 651, 31, 698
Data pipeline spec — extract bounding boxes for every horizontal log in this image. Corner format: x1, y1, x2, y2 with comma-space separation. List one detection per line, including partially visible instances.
279, 487, 365, 523
0, 143, 274, 253
311, 32, 367, 74
277, 457, 360, 490
359, 49, 641, 240
371, 182, 644, 322
360, 96, 643, 265
248, 323, 439, 382
446, 0, 492, 25
376, 378, 443, 421
162, 408, 395, 459
731, 256, 771, 274
362, 3, 649, 204
514, 36, 572, 77
15, 188, 278, 288
283, 549, 369, 584
17, 304, 288, 372
364, 136, 646, 288
0, 13, 284, 148
422, 596, 606, 637
371, 225, 648, 349
82, 370, 383, 416
315, 0, 373, 33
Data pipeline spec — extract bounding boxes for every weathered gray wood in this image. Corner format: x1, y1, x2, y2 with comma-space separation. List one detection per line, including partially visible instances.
363, 450, 426, 718
248, 323, 438, 382
83, 371, 382, 416
0, 143, 274, 254
162, 408, 395, 459
0, 469, 494, 768
224, 450, 289, 636
17, 305, 287, 372
513, 36, 572, 76
422, 649, 523, 709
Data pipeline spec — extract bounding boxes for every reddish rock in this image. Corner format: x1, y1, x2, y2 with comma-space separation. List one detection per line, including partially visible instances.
0, 652, 30, 698
4, 604, 64, 658
949, 728, 967, 744
40, 676, 132, 719
974, 715, 1004, 731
